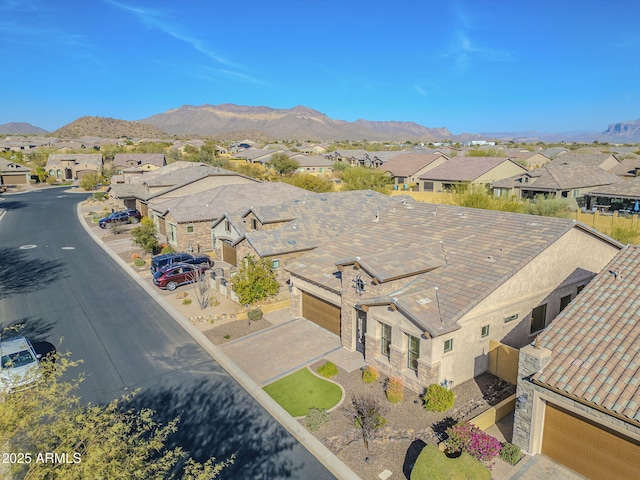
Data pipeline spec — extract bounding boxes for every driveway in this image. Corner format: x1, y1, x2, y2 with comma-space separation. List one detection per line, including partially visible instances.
219, 309, 365, 386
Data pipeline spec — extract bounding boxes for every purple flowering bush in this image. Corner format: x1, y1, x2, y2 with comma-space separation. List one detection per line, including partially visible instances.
445, 420, 502, 464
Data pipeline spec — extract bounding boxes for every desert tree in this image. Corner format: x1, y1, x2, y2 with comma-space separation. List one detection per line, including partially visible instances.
344, 394, 388, 452
0, 352, 232, 479
191, 268, 213, 309
268, 153, 299, 176
130, 217, 160, 254
229, 255, 279, 305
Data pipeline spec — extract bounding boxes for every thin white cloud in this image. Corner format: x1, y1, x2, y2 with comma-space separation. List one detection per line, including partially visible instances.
0, 0, 39, 11
442, 31, 512, 70
0, 22, 92, 49
415, 86, 428, 97
106, 0, 235, 68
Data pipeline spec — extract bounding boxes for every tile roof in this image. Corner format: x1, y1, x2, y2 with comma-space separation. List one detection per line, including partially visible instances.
113, 153, 165, 167
493, 163, 622, 191
243, 191, 402, 256
419, 157, 518, 181
533, 246, 640, 423
149, 182, 309, 223
586, 176, 640, 199
382, 153, 447, 177
549, 153, 619, 169
46, 153, 103, 168
287, 202, 615, 338
295, 155, 335, 168
0, 158, 30, 172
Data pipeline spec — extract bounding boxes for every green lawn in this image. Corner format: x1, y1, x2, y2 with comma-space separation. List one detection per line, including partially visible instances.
263, 368, 343, 417
410, 444, 490, 480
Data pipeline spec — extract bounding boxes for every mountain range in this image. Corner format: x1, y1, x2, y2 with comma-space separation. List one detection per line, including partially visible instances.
1, 104, 639, 143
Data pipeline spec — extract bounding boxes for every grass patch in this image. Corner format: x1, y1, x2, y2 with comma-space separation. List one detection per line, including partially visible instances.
263, 368, 343, 417
410, 444, 490, 480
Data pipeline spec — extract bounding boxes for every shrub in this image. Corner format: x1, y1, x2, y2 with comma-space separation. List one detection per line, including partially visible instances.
45, 176, 56, 185
247, 308, 263, 322
362, 365, 378, 384
316, 361, 338, 378
133, 258, 145, 267
305, 407, 330, 432
130, 252, 140, 261
385, 376, 404, 403
446, 421, 502, 464
161, 245, 176, 255
499, 442, 522, 465
223, 334, 230, 340
182, 298, 192, 305
92, 191, 106, 201
130, 218, 159, 254
423, 383, 455, 412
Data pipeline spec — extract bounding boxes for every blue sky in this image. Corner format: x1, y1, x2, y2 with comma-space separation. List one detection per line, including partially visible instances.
1, 0, 638, 134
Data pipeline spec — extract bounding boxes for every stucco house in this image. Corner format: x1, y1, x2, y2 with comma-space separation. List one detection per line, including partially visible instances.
513, 246, 640, 480
45, 153, 103, 181
147, 182, 308, 252
418, 157, 527, 192
215, 191, 406, 287
382, 153, 449, 189
295, 155, 335, 177
0, 158, 31, 186
112, 153, 166, 173
548, 152, 621, 171
492, 163, 622, 210
108, 163, 259, 215
285, 202, 621, 393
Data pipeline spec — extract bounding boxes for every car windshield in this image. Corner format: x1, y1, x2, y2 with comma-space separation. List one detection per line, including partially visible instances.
1, 350, 36, 369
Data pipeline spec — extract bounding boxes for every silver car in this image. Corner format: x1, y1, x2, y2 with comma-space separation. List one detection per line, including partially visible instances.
0, 337, 42, 394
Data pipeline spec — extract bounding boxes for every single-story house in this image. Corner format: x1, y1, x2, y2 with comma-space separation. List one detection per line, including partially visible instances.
108, 162, 259, 215
0, 158, 31, 186
112, 153, 166, 173
216, 191, 405, 287
548, 152, 621, 171
382, 153, 449, 189
418, 156, 527, 192
295, 155, 335, 177
584, 176, 640, 212
147, 182, 308, 252
492, 163, 623, 210
513, 246, 640, 480
285, 202, 622, 392
45, 153, 103, 181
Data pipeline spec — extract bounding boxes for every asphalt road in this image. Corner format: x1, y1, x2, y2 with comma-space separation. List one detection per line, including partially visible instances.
0, 187, 335, 480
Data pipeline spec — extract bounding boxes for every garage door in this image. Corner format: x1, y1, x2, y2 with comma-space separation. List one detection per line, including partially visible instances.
302, 291, 341, 336
221, 242, 237, 266
542, 403, 640, 480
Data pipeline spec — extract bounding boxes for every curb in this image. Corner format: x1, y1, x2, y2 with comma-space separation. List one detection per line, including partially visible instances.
76, 203, 360, 480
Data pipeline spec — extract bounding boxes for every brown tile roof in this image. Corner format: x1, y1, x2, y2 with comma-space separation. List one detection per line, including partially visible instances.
113, 153, 166, 167
149, 182, 309, 223
243, 191, 402, 256
287, 202, 612, 337
587, 176, 640, 199
493, 163, 622, 191
549, 153, 620, 169
382, 153, 447, 177
534, 246, 640, 423
419, 157, 518, 182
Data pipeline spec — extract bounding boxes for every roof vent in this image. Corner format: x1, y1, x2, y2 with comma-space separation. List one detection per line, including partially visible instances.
416, 297, 431, 305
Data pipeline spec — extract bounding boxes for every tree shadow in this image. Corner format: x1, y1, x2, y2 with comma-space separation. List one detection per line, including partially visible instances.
123, 373, 334, 480
431, 416, 456, 443
0, 199, 27, 211
403, 439, 426, 479
0, 247, 68, 299
0, 315, 56, 343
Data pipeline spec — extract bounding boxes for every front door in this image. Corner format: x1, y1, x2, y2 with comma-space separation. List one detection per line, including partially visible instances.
356, 309, 367, 354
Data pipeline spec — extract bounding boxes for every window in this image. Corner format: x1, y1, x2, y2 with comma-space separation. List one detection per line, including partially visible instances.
572, 189, 580, 198
167, 223, 177, 246
443, 338, 453, 353
271, 259, 280, 269
481, 325, 490, 338
577, 284, 586, 295
251, 218, 258, 230
423, 181, 434, 191
407, 335, 420, 371
561, 191, 569, 198
560, 294, 572, 312
504, 313, 519, 323
185, 224, 195, 234
319, 168, 324, 173
224, 220, 230, 233
381, 323, 391, 358
530, 304, 547, 334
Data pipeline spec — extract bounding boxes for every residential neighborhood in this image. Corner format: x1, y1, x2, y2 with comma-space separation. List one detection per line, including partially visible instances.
1, 134, 640, 479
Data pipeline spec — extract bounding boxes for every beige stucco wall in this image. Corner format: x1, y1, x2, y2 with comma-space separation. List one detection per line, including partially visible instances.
475, 161, 527, 184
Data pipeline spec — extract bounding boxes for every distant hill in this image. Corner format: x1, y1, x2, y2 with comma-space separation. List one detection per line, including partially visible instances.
600, 119, 640, 143
139, 104, 453, 142
0, 122, 48, 135
53, 116, 170, 138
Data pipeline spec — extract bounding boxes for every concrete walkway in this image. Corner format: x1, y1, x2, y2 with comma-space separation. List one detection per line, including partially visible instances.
220, 309, 365, 386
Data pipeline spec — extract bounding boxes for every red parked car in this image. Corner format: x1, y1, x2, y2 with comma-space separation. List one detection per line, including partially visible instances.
152, 263, 209, 291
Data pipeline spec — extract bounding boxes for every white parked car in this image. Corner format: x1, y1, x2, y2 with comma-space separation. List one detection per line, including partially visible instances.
0, 337, 43, 393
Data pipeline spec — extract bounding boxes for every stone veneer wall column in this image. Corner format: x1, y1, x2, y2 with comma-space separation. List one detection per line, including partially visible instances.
512, 344, 552, 453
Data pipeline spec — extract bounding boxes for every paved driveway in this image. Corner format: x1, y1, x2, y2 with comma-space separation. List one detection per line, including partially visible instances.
220, 309, 364, 386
